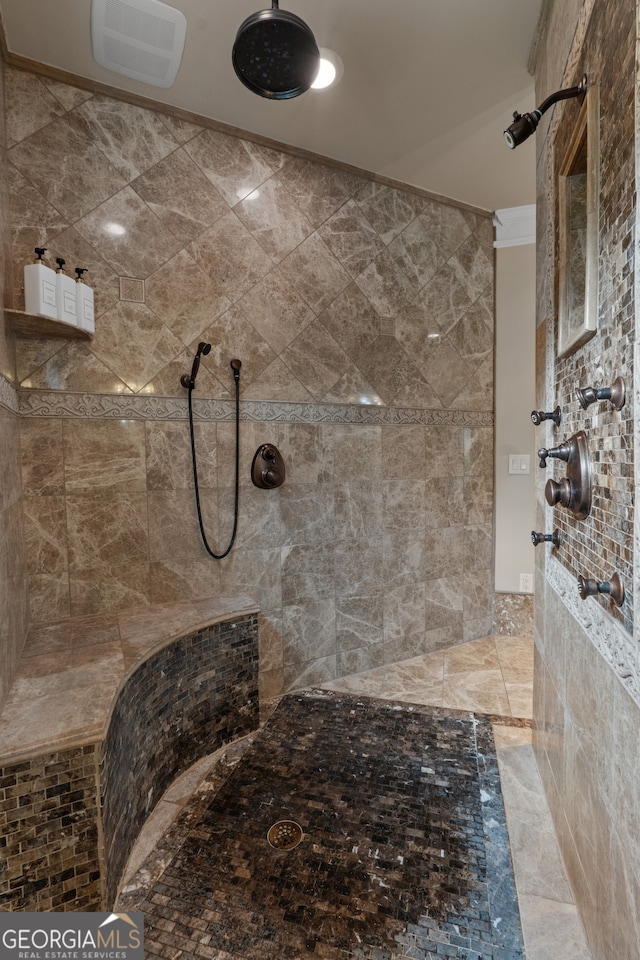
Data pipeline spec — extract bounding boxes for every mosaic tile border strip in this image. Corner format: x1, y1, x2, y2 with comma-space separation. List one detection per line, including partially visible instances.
548, 556, 638, 703
18, 390, 494, 426
0, 374, 19, 414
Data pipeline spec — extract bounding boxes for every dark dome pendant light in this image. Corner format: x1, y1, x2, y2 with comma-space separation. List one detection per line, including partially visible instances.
232, 0, 320, 99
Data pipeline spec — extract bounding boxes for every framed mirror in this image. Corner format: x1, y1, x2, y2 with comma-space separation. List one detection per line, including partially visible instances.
557, 83, 599, 357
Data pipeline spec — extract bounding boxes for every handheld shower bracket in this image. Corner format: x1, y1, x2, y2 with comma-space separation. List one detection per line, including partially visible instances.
181, 342, 212, 390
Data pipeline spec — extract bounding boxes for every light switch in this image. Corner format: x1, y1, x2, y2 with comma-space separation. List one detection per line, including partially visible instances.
508, 454, 531, 475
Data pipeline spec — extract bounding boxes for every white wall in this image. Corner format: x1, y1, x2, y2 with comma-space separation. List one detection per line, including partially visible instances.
494, 225, 536, 593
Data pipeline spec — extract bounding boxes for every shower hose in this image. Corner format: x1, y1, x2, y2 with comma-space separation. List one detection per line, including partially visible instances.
186, 361, 240, 560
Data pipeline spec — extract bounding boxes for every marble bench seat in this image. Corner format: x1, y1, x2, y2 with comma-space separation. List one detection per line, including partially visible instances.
0, 594, 260, 911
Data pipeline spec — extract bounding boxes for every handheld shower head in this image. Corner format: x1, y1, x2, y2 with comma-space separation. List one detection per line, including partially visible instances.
181, 342, 212, 390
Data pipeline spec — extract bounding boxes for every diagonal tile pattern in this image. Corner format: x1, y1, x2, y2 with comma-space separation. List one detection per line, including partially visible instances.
6, 66, 494, 414
7, 66, 496, 695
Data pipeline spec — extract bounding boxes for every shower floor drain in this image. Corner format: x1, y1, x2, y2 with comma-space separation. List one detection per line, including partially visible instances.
267, 820, 304, 850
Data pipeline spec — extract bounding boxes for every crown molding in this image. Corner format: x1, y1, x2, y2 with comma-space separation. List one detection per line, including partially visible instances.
493, 205, 536, 247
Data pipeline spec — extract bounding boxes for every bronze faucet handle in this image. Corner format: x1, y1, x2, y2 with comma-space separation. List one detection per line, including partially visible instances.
577, 572, 624, 607
531, 406, 561, 426
531, 530, 561, 547
538, 441, 571, 468
576, 376, 625, 411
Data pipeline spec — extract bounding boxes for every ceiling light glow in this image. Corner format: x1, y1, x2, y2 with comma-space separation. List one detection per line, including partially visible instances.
312, 48, 343, 90
313, 59, 336, 89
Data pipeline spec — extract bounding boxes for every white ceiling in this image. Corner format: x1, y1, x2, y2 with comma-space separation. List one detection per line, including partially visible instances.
0, 0, 542, 212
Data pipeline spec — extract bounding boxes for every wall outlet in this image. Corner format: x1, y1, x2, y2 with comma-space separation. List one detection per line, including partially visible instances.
519, 573, 534, 593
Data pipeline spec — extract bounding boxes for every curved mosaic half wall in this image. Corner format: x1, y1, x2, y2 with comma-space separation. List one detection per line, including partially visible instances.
0, 609, 259, 911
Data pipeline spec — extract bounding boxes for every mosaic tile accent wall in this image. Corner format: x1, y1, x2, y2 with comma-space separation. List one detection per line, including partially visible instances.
0, 745, 102, 911
6, 63, 495, 697
536, 0, 634, 637
533, 2, 640, 958
0, 56, 30, 715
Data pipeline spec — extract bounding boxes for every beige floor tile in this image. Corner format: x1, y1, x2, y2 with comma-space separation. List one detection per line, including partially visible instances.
517, 894, 592, 960
322, 652, 445, 704
442, 670, 511, 715
506, 813, 575, 903
494, 734, 546, 813
505, 681, 533, 719
492, 723, 532, 749
443, 635, 499, 673
494, 635, 535, 685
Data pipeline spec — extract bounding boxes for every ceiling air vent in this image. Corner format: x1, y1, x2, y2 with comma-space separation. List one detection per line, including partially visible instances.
91, 0, 187, 88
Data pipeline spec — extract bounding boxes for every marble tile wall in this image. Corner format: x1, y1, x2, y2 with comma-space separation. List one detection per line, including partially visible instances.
0, 58, 30, 714
532, 2, 639, 958
6, 64, 495, 697
534, 583, 640, 959
494, 593, 534, 637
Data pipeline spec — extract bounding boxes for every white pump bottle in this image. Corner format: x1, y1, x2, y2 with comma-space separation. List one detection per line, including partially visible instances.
55, 257, 78, 326
24, 247, 57, 320
74, 268, 95, 334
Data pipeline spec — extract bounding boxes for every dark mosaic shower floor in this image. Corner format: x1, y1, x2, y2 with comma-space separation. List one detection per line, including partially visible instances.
123, 691, 524, 960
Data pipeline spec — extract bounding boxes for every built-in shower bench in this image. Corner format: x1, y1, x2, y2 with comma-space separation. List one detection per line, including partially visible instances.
0, 594, 260, 912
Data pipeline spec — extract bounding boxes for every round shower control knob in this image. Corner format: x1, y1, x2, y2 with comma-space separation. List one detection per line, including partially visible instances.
545, 477, 572, 509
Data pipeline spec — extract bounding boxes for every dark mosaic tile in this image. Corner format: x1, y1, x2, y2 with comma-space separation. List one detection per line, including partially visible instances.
120, 691, 523, 959
102, 617, 259, 906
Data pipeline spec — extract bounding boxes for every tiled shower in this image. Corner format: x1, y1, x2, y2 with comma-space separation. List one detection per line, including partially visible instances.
1, 1, 640, 954
1, 63, 495, 705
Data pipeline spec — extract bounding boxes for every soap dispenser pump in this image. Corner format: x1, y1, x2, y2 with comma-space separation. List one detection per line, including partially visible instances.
24, 247, 58, 320
55, 258, 78, 326
74, 267, 95, 334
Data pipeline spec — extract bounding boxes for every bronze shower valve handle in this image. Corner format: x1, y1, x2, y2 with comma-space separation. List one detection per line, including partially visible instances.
251, 443, 286, 489
531, 406, 561, 426
537, 441, 571, 469
575, 376, 625, 411
531, 530, 561, 547
577, 572, 625, 607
